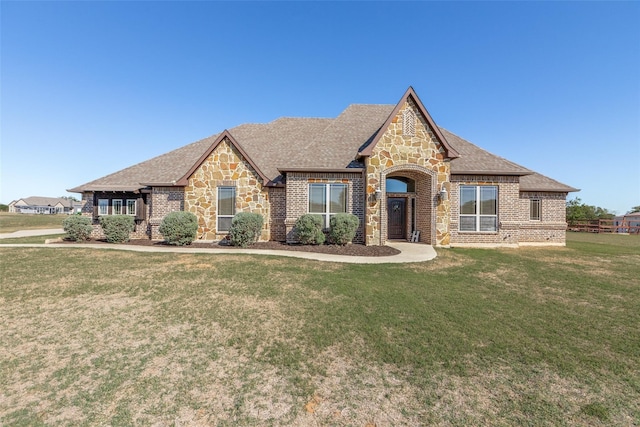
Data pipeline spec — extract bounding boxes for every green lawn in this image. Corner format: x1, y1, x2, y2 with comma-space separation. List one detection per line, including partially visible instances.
0, 212, 65, 233
1, 233, 638, 425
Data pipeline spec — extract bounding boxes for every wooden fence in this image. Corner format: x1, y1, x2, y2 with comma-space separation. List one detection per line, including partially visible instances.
568, 219, 640, 234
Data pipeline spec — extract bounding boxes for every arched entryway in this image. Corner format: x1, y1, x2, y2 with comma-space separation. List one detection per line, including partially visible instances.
381, 165, 437, 244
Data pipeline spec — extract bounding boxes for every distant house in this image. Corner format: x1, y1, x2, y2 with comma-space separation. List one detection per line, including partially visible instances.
613, 213, 640, 234
8, 196, 80, 214
69, 87, 578, 247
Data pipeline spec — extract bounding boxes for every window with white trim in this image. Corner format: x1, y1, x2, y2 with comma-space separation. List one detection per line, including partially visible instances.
530, 199, 541, 221
112, 199, 123, 215
309, 183, 347, 228
126, 199, 137, 216
98, 199, 109, 216
459, 185, 498, 232
217, 187, 236, 232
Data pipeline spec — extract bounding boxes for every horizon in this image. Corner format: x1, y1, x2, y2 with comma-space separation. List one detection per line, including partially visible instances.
2, 2, 639, 214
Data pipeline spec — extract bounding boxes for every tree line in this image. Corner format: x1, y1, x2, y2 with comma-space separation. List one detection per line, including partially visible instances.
566, 198, 639, 223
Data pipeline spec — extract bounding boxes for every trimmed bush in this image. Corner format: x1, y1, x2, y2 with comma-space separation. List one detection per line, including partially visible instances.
328, 213, 359, 245
229, 212, 264, 247
159, 211, 198, 246
99, 215, 135, 243
295, 214, 325, 245
62, 215, 93, 241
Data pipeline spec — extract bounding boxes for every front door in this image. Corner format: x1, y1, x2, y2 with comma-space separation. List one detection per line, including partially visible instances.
388, 197, 406, 240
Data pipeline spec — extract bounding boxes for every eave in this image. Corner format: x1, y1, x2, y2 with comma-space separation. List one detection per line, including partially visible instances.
357, 86, 460, 159
175, 130, 271, 187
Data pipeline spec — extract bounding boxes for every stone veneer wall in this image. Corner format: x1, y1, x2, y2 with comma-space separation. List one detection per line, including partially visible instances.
449, 175, 520, 246
184, 138, 270, 241
284, 172, 365, 243
518, 191, 567, 244
365, 99, 450, 246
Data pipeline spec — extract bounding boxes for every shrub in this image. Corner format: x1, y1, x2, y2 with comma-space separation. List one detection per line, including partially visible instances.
328, 213, 359, 245
62, 215, 93, 241
295, 214, 325, 245
99, 215, 135, 243
229, 212, 264, 247
159, 211, 198, 246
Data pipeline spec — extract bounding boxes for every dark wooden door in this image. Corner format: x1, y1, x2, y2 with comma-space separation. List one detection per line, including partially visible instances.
388, 197, 406, 240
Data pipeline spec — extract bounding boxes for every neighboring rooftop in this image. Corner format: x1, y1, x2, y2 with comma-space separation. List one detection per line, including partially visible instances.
12, 196, 74, 207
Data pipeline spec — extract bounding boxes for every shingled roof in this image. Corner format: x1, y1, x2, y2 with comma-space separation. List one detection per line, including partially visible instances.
68, 103, 576, 193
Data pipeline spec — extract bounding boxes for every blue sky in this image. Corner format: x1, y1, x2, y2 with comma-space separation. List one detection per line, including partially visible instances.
2, 1, 639, 214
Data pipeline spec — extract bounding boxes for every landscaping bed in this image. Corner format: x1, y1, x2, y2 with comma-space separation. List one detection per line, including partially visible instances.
61, 238, 402, 256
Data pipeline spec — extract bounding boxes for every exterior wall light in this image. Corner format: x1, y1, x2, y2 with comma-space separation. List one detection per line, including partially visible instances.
375, 189, 383, 201
439, 187, 448, 201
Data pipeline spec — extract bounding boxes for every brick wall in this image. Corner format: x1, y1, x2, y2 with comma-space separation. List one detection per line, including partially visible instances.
269, 187, 286, 241
80, 191, 151, 240
450, 177, 569, 246
150, 187, 185, 240
518, 191, 567, 244
284, 172, 365, 243
449, 175, 520, 246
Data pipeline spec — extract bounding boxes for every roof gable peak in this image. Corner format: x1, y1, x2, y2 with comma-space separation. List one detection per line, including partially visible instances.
175, 130, 271, 186
358, 86, 460, 158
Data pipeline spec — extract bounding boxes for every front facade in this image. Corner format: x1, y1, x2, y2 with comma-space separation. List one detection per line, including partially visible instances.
69, 87, 578, 247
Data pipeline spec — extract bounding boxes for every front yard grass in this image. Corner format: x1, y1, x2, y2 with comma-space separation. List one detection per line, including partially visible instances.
0, 212, 65, 233
1, 233, 638, 425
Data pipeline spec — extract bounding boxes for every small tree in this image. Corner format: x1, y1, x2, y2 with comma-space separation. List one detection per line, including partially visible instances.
63, 215, 93, 241
229, 212, 264, 247
294, 214, 325, 245
159, 211, 198, 246
328, 213, 359, 245
99, 215, 135, 243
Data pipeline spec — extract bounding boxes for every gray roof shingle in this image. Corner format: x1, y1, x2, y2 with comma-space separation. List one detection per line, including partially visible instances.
69, 104, 576, 193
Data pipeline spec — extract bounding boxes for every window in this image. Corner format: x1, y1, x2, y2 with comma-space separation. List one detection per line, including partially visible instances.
112, 199, 123, 215
217, 187, 236, 232
530, 199, 541, 221
459, 186, 498, 232
98, 199, 109, 216
386, 177, 415, 193
309, 183, 347, 228
126, 199, 137, 216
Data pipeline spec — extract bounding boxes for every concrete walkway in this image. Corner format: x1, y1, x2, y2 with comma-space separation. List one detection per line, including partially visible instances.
0, 228, 437, 264
0, 228, 65, 239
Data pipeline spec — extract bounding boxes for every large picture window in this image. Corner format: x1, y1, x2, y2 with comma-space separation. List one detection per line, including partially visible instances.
459, 186, 498, 232
309, 183, 347, 228
217, 187, 236, 232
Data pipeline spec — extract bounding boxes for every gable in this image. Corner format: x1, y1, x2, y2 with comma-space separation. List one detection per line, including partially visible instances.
358, 87, 459, 159
176, 131, 270, 186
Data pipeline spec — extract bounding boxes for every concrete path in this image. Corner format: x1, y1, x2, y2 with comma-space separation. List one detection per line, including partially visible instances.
1, 235, 437, 264
0, 228, 65, 239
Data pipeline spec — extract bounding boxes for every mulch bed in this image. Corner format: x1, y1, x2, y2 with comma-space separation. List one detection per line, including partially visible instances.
61, 238, 401, 257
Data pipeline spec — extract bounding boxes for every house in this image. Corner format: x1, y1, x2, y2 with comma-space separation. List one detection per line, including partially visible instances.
8, 196, 79, 215
613, 213, 640, 234
68, 87, 578, 247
